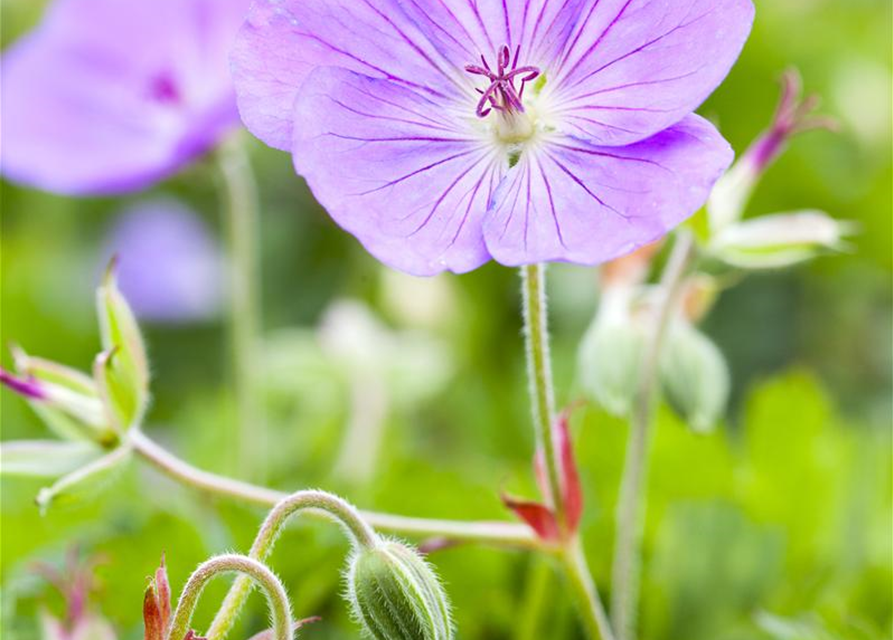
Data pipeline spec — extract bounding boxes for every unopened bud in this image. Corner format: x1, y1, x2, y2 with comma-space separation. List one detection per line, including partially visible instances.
659, 323, 730, 433
710, 210, 854, 270
4, 347, 114, 445
577, 290, 646, 417
708, 69, 836, 233
347, 540, 453, 640
144, 556, 172, 640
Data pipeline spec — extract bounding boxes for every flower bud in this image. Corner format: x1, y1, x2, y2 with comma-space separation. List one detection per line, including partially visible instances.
577, 290, 646, 417
4, 347, 115, 445
95, 258, 150, 431
708, 69, 836, 233
659, 322, 730, 433
709, 210, 854, 270
347, 540, 453, 640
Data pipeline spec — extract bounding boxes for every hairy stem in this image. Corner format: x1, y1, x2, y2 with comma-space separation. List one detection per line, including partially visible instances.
521, 265, 614, 640
521, 264, 560, 514
129, 430, 541, 549
207, 491, 377, 640
167, 554, 292, 640
216, 135, 264, 479
610, 231, 696, 640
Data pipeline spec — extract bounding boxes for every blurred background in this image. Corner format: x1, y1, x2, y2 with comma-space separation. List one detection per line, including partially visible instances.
1, 0, 891, 639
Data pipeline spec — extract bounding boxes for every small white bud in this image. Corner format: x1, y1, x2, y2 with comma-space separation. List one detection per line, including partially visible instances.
710, 210, 854, 270
577, 289, 646, 417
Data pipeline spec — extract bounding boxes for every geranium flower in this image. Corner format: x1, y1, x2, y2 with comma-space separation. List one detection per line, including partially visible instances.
1, 0, 251, 195
233, 0, 754, 275
101, 199, 225, 323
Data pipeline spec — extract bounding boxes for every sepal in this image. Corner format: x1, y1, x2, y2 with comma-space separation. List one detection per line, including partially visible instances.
36, 443, 133, 515
96, 258, 150, 431
1, 440, 102, 478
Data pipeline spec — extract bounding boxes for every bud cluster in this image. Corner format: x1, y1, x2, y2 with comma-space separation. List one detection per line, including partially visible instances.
578, 70, 843, 434
1, 259, 150, 512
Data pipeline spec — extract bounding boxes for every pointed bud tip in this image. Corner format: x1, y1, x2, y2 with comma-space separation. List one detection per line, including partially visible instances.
103, 255, 120, 288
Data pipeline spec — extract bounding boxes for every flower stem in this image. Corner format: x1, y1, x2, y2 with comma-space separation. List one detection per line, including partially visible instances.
610, 230, 696, 640
128, 430, 541, 549
521, 264, 560, 513
216, 135, 264, 480
561, 537, 614, 640
168, 554, 292, 640
207, 491, 377, 640
521, 265, 614, 640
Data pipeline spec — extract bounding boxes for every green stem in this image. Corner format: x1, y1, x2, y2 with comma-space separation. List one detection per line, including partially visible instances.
610, 231, 696, 640
167, 554, 292, 640
521, 264, 561, 515
561, 538, 614, 640
129, 430, 541, 549
207, 491, 377, 640
521, 265, 614, 640
216, 135, 264, 479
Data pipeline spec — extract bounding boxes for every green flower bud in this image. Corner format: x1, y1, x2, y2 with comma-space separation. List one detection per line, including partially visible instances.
577, 290, 646, 417
660, 322, 730, 433
95, 258, 150, 432
347, 540, 452, 640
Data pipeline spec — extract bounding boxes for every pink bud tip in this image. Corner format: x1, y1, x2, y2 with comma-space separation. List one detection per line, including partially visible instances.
0, 367, 46, 400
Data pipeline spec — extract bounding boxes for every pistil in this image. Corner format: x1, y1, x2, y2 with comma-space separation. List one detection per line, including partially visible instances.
466, 45, 540, 119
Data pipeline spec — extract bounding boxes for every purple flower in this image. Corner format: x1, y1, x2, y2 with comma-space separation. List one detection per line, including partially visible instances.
233, 0, 754, 275
102, 200, 225, 323
1, 0, 251, 195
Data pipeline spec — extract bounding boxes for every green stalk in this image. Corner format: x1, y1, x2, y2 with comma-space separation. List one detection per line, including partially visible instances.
610, 231, 696, 640
216, 135, 264, 479
168, 554, 292, 640
520, 265, 614, 640
207, 490, 377, 640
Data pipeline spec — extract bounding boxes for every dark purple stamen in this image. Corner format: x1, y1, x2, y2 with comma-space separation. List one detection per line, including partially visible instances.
466, 45, 540, 118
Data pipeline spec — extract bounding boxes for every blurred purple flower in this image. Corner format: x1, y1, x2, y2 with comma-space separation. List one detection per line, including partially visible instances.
1, 0, 251, 195
102, 200, 224, 323
232, 0, 753, 275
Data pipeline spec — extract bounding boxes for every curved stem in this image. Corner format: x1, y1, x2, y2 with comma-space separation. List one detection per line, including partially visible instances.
610, 231, 696, 640
167, 554, 292, 640
216, 135, 264, 479
207, 491, 378, 640
129, 430, 541, 549
521, 264, 560, 515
